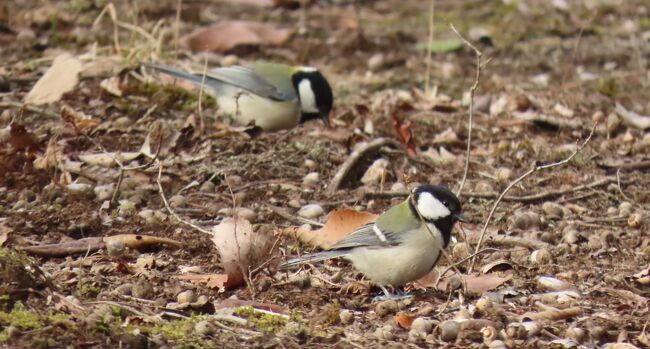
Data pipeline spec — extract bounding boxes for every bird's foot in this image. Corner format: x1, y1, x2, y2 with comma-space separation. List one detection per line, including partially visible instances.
372, 286, 413, 303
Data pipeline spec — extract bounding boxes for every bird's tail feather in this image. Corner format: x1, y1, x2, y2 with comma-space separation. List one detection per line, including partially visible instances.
143, 63, 204, 84
280, 250, 348, 270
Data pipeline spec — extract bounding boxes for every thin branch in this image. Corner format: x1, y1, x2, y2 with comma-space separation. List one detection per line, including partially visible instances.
424, 0, 435, 93
156, 160, 212, 235
449, 23, 484, 198
327, 138, 399, 194
468, 123, 598, 273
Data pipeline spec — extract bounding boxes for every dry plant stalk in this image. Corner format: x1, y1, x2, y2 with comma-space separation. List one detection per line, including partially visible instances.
449, 23, 487, 198
523, 307, 582, 321
156, 161, 212, 234
424, 0, 435, 93
469, 123, 598, 272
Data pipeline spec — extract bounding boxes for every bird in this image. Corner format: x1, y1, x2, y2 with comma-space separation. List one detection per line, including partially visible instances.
144, 61, 333, 132
281, 184, 466, 301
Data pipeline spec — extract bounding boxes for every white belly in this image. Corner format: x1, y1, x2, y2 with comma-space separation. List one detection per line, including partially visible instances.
345, 224, 444, 286
212, 86, 301, 131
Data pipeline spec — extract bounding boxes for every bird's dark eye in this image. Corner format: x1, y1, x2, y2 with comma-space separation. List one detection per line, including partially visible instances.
442, 200, 448, 206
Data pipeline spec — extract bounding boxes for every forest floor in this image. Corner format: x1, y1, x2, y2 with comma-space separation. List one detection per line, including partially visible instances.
1, 0, 649, 348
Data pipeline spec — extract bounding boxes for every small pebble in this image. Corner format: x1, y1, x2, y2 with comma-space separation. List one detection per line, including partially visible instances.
194, 321, 216, 336
112, 283, 133, 296
452, 243, 470, 260
628, 213, 644, 228
607, 207, 619, 216
288, 199, 301, 208
132, 279, 154, 299
113, 116, 132, 128
225, 175, 243, 188
390, 182, 406, 192
373, 325, 394, 340
606, 113, 620, 133
537, 276, 574, 291
542, 202, 565, 219
565, 327, 586, 343
304, 159, 316, 169
339, 309, 354, 324
587, 235, 602, 250
199, 181, 215, 193
169, 195, 186, 208
67, 183, 93, 195
94, 184, 114, 202
302, 172, 320, 186
439, 320, 460, 342
106, 239, 126, 257
238, 208, 257, 221
475, 297, 492, 312
563, 230, 582, 244
619, 202, 633, 216
530, 249, 553, 265
495, 167, 512, 182
367, 53, 385, 71
474, 181, 494, 194
298, 204, 324, 219
177, 290, 197, 304
411, 317, 433, 333
375, 300, 398, 316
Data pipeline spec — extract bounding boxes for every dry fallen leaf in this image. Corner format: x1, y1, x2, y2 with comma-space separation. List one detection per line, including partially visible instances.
177, 273, 242, 290
394, 312, 415, 329
0, 219, 10, 246
24, 53, 82, 105
212, 217, 275, 282
632, 266, 650, 285
180, 20, 292, 53
416, 271, 512, 294
615, 103, 650, 130
8, 123, 41, 153
284, 209, 378, 249
391, 113, 416, 156
33, 137, 63, 170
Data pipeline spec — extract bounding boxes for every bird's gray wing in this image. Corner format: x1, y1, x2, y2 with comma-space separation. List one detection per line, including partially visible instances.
205, 66, 294, 101
329, 223, 403, 250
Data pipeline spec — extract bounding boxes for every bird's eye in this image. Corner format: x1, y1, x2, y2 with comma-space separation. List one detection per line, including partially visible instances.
442, 200, 448, 206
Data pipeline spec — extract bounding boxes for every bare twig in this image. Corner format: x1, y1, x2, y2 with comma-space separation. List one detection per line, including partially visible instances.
156, 160, 212, 235
616, 169, 634, 203
266, 204, 324, 227
327, 138, 399, 194
424, 0, 435, 93
449, 23, 485, 197
365, 176, 616, 203
468, 123, 598, 273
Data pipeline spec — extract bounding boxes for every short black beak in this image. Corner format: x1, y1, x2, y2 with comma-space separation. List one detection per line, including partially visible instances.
454, 213, 468, 223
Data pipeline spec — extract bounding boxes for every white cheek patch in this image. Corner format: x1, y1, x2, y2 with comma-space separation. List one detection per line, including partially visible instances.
298, 79, 319, 113
416, 192, 451, 220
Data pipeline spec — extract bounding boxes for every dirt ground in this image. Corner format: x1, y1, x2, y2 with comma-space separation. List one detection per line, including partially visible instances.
1, 0, 650, 348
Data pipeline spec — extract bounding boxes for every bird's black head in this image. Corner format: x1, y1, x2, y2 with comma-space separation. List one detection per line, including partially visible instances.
292, 67, 334, 127
408, 184, 466, 247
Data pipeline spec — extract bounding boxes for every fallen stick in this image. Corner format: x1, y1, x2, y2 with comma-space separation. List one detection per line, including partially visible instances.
327, 137, 399, 194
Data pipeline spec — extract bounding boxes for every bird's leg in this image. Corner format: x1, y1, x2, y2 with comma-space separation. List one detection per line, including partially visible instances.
372, 286, 413, 303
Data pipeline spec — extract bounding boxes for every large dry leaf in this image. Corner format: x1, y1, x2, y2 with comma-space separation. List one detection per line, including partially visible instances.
212, 217, 275, 282
285, 209, 377, 249
25, 53, 82, 105
415, 271, 512, 294
180, 20, 291, 53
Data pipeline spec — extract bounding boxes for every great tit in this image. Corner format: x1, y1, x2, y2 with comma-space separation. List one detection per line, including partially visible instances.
281, 184, 466, 300
144, 62, 333, 131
